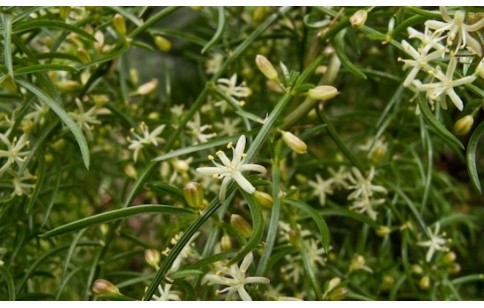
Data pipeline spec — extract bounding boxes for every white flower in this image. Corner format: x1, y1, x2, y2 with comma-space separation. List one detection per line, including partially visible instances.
10, 170, 36, 196
347, 167, 387, 220
414, 56, 476, 111
399, 40, 446, 87
215, 74, 251, 113
186, 112, 216, 144
0, 133, 30, 174
127, 122, 165, 162
407, 27, 446, 53
417, 222, 447, 262
425, 7, 484, 56
196, 135, 266, 201
68, 99, 101, 140
308, 174, 334, 206
328, 166, 350, 189
206, 53, 224, 75
204, 252, 270, 301
215, 118, 241, 136
151, 283, 181, 301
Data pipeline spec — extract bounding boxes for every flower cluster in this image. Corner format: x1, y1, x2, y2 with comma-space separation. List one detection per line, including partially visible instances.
399, 7, 482, 111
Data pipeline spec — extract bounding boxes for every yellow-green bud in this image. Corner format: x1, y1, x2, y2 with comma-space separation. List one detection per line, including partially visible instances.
145, 249, 160, 269
326, 277, 341, 293
454, 115, 474, 136
183, 182, 204, 209
255, 55, 279, 81
92, 95, 109, 107
328, 287, 348, 301
220, 233, 232, 251
77, 48, 91, 64
230, 214, 252, 238
443, 251, 456, 264
449, 263, 461, 274
411, 264, 423, 275
350, 10, 368, 29
113, 14, 127, 35
21, 119, 35, 134
92, 279, 120, 296
307, 85, 339, 101
0, 75, 18, 93
56, 80, 81, 92
59, 7, 71, 19
252, 7, 268, 23
254, 191, 273, 209
280, 130, 307, 154
129, 68, 139, 84
172, 159, 189, 173
124, 164, 137, 179
137, 79, 158, 95
419, 276, 430, 290
381, 275, 394, 290
375, 226, 391, 237
154, 36, 172, 52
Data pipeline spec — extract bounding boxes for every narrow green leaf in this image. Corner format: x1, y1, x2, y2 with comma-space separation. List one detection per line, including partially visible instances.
334, 30, 367, 80
55, 266, 83, 300
466, 121, 484, 193
110, 6, 143, 27
150, 28, 207, 46
149, 181, 187, 203
201, 7, 225, 54
76, 43, 129, 70
417, 96, 464, 150
1, 13, 14, 75
229, 190, 265, 265
299, 237, 322, 300
129, 7, 179, 38
0, 266, 16, 300
320, 208, 379, 228
284, 199, 330, 251
13, 19, 95, 41
452, 274, 484, 285
15, 79, 91, 169
41, 205, 194, 237
169, 269, 203, 280
14, 64, 79, 75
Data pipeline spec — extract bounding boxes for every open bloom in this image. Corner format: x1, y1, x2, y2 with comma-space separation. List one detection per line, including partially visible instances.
127, 122, 165, 162
204, 252, 270, 301
417, 222, 447, 262
196, 135, 266, 201
347, 167, 387, 220
0, 133, 30, 174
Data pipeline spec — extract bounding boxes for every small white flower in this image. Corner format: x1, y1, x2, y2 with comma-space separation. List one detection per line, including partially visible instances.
196, 135, 266, 201
413, 56, 476, 111
308, 174, 334, 206
0, 133, 31, 174
347, 167, 387, 220
206, 53, 224, 75
425, 7, 484, 56
399, 40, 446, 87
328, 166, 350, 189
68, 99, 101, 140
10, 170, 36, 197
151, 283, 181, 301
417, 222, 448, 262
214, 118, 241, 136
186, 112, 216, 144
215, 74, 251, 113
204, 252, 270, 301
407, 27, 446, 53
127, 122, 165, 162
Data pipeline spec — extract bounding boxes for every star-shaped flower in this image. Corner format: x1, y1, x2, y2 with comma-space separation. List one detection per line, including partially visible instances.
127, 122, 165, 162
417, 222, 448, 262
204, 252, 270, 301
196, 135, 266, 201
308, 174, 334, 206
0, 133, 30, 174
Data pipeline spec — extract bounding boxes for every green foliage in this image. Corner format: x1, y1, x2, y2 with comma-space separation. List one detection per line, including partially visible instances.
0, 6, 483, 301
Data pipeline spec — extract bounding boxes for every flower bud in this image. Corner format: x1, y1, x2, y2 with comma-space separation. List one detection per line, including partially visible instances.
113, 14, 126, 35
21, 119, 35, 134
419, 276, 430, 290
280, 130, 307, 154
0, 75, 18, 93
254, 191, 273, 209
454, 115, 474, 136
411, 264, 423, 275
220, 233, 232, 251
375, 226, 391, 237
230, 214, 252, 238
255, 55, 279, 81
145, 249, 161, 269
92, 279, 120, 296
253, 7, 268, 23
59, 7, 71, 19
93, 95, 109, 107
124, 164, 137, 179
307, 85, 339, 101
350, 10, 368, 29
326, 277, 341, 293
137, 79, 158, 95
77, 48, 91, 64
183, 182, 205, 209
443, 251, 456, 264
154, 36, 172, 52
381, 275, 394, 290
328, 287, 348, 301
56, 80, 81, 92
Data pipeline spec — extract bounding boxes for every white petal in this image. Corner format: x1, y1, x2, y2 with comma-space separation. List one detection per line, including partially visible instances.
197, 167, 223, 176
240, 163, 267, 174
237, 286, 252, 301
219, 176, 232, 201
240, 252, 253, 273
233, 172, 255, 194
233, 135, 246, 165
245, 277, 270, 284
447, 89, 464, 111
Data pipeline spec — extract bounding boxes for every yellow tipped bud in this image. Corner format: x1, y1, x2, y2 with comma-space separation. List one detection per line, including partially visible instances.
55, 80, 81, 92
230, 214, 252, 238
454, 115, 474, 136
280, 130, 307, 154
145, 249, 161, 269
411, 264, 423, 275
137, 79, 158, 95
375, 226, 391, 237
77, 48, 91, 64
307, 85, 339, 101
443, 251, 456, 264
124, 164, 137, 179
154, 36, 172, 52
419, 276, 430, 290
129, 68, 139, 84
59, 7, 71, 19
254, 191, 273, 209
92, 95, 109, 107
253, 7, 269, 23
220, 233, 232, 251
350, 10, 368, 29
92, 279, 120, 296
255, 55, 279, 81
113, 14, 127, 35
381, 275, 394, 290
328, 287, 348, 301
172, 159, 189, 173
183, 182, 205, 209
